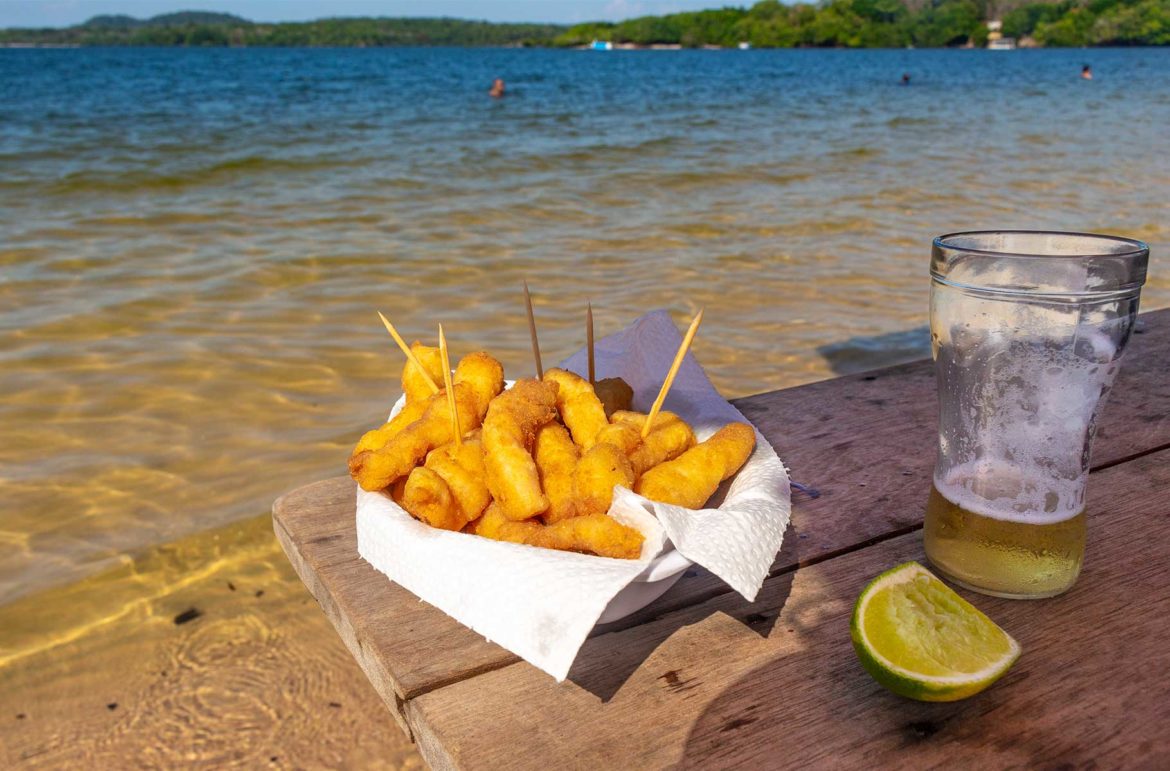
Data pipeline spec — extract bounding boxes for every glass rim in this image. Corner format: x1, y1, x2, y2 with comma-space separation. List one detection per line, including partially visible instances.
933, 229, 1149, 260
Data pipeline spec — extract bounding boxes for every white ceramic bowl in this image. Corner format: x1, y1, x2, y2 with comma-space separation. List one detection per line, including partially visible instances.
597, 546, 693, 625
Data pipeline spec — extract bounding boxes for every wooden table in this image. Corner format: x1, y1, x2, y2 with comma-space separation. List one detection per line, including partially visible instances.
274, 307, 1170, 770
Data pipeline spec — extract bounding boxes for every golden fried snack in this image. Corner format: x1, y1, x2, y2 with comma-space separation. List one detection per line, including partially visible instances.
573, 442, 636, 517
592, 421, 642, 455
464, 502, 543, 542
591, 410, 695, 476
534, 513, 644, 560
352, 398, 429, 455
435, 432, 485, 477
482, 378, 559, 521
594, 377, 634, 419
455, 352, 506, 420
467, 504, 643, 560
627, 419, 696, 478
543, 368, 608, 450
533, 423, 580, 524
635, 422, 756, 509
403, 342, 445, 404
350, 385, 480, 491
424, 438, 491, 526
353, 350, 505, 465
401, 466, 465, 531
349, 353, 504, 491
611, 410, 682, 431
389, 477, 407, 505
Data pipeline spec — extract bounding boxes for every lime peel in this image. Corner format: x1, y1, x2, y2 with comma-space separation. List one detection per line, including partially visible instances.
851, 561, 1021, 702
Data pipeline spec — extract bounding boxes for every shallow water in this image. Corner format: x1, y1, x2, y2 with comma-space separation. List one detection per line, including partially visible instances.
1, 47, 1167, 604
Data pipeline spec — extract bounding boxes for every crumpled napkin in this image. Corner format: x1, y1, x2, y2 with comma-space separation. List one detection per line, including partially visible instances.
356, 309, 791, 680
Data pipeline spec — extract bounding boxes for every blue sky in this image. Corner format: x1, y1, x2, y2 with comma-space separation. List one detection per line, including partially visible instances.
1, 1, 727, 27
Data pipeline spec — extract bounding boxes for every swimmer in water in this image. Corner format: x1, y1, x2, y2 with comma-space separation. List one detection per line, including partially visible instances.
902, 73, 911, 85
1081, 65, 1093, 80
489, 78, 506, 98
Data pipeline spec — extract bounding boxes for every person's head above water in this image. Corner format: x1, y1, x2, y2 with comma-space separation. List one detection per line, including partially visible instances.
489, 78, 506, 97
1081, 65, 1093, 79
901, 73, 911, 85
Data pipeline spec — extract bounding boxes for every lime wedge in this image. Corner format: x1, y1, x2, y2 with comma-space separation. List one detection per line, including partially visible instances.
851, 561, 1021, 702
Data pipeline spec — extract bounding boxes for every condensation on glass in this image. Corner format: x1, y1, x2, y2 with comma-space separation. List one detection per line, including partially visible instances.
924, 231, 1149, 599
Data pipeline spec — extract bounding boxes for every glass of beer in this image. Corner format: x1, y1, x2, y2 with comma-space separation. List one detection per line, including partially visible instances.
924, 231, 1148, 599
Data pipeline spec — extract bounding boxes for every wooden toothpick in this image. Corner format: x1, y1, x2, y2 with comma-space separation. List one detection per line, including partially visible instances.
377, 311, 440, 394
438, 324, 461, 449
523, 280, 543, 379
586, 301, 595, 386
642, 309, 704, 439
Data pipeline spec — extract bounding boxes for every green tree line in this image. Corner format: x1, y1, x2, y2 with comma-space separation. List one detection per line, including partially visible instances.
556, 0, 1170, 47
2, 2, 1168, 48
0, 13, 563, 47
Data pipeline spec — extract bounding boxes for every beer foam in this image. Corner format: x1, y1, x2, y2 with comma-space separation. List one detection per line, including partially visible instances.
934, 460, 1084, 525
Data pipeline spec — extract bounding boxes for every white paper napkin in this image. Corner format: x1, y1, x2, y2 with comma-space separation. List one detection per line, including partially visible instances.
356, 309, 791, 680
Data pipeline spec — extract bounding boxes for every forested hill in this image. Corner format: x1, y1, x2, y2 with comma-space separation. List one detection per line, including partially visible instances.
0, 13, 564, 47
2, 1, 1168, 48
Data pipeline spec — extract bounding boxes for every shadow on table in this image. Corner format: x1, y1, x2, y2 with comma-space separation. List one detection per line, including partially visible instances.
675, 575, 1049, 768
564, 512, 836, 703
817, 326, 931, 376
567, 573, 794, 702
675, 632, 977, 767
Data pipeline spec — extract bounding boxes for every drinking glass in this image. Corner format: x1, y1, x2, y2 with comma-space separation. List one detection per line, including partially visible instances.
924, 231, 1149, 598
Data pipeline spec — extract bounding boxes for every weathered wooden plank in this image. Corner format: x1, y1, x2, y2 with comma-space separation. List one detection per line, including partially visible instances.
273, 480, 519, 714
273, 308, 1170, 705
406, 448, 1170, 770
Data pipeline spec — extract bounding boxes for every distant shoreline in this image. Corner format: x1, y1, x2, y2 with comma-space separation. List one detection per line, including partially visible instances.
5, 41, 1170, 50
5, 5, 1170, 49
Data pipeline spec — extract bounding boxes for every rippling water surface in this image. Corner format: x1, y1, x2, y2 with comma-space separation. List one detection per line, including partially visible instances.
1, 47, 1168, 603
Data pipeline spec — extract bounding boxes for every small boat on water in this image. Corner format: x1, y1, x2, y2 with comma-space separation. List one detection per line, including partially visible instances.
590, 40, 613, 51
988, 37, 1017, 50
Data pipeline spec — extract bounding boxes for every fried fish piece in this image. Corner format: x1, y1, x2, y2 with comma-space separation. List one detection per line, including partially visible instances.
594, 377, 634, 419
464, 501, 543, 542
353, 352, 502, 459
349, 353, 503, 491
389, 476, 408, 505
467, 503, 643, 560
592, 421, 642, 455
573, 442, 636, 517
534, 513, 644, 560
422, 436, 491, 526
621, 415, 697, 478
635, 422, 756, 509
432, 432, 485, 478
482, 378, 559, 521
533, 423, 580, 524
592, 410, 695, 476
543, 368, 608, 450
456, 351, 506, 420
352, 398, 429, 455
349, 384, 481, 491
611, 410, 682, 431
403, 342, 445, 404
401, 466, 465, 531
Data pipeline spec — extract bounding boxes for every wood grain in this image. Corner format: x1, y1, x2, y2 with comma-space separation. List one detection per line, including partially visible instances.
274, 308, 1170, 709
273, 480, 519, 709
407, 448, 1170, 770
